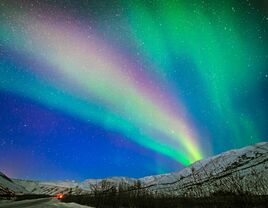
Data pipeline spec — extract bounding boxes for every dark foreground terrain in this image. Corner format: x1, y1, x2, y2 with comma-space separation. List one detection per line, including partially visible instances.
62, 192, 268, 208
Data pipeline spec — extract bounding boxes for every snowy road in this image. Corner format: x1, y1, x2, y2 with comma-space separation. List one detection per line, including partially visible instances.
0, 198, 93, 208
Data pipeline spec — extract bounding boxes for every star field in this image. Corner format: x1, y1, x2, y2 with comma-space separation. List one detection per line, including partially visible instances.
0, 0, 267, 180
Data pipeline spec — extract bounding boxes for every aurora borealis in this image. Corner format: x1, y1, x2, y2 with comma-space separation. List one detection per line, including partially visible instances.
0, 0, 267, 180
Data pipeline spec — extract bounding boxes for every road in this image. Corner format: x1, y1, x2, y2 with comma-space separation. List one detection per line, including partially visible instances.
0, 198, 93, 208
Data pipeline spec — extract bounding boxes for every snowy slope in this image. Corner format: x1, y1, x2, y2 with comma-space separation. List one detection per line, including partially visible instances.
0, 198, 93, 207
0, 172, 27, 195
14, 177, 138, 194
13, 179, 89, 196
80, 176, 137, 191
78, 142, 268, 196
2, 142, 267, 197
145, 142, 268, 196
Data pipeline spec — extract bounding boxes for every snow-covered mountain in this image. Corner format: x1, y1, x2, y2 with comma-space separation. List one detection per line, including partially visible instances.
13, 176, 138, 195
0, 172, 27, 195
80, 176, 137, 191
1, 142, 268, 197
13, 179, 89, 196
12, 177, 137, 195
145, 142, 268, 196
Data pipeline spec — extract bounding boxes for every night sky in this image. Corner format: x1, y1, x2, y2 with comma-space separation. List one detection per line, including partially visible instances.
0, 0, 267, 181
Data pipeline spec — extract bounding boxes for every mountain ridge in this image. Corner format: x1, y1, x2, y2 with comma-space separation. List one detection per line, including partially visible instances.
1, 142, 267, 196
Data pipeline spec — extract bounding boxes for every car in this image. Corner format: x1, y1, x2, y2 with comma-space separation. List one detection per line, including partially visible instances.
55, 193, 64, 199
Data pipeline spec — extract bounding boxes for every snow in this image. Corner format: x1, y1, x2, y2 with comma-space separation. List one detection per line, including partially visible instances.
0, 172, 27, 195
146, 142, 268, 196
0, 198, 93, 208
13, 179, 89, 195
1, 142, 267, 198
31, 199, 93, 208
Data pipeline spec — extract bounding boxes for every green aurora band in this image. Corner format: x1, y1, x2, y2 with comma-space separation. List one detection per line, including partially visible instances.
0, 0, 267, 171
126, 0, 267, 148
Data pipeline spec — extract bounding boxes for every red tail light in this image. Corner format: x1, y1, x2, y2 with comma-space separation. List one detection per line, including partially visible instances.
56, 194, 64, 199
